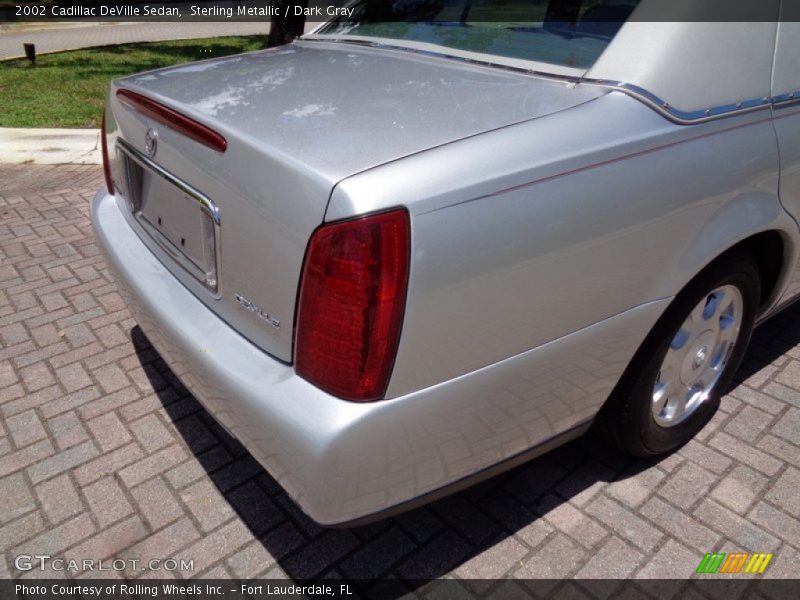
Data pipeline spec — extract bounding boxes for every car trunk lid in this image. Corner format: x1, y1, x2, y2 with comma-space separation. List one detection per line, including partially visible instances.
106, 41, 603, 363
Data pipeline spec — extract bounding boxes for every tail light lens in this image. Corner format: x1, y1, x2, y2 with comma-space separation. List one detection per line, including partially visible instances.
101, 111, 114, 194
295, 209, 410, 402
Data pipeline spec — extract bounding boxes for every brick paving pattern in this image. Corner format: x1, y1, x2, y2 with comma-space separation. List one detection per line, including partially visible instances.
1, 163, 799, 583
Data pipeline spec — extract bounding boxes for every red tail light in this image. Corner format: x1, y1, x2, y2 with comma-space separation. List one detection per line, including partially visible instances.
295, 209, 410, 402
116, 89, 227, 153
101, 111, 114, 195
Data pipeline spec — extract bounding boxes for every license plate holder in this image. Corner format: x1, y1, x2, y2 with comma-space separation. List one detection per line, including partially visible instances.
116, 139, 220, 293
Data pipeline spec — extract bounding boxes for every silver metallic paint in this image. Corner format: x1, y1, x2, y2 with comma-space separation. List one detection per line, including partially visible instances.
93, 18, 800, 523
108, 41, 603, 364
93, 186, 669, 523
588, 19, 781, 114
302, 27, 800, 126
328, 93, 795, 397
770, 22, 800, 304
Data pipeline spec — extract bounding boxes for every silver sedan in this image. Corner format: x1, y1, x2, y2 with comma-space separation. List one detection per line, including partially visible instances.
92, 0, 800, 525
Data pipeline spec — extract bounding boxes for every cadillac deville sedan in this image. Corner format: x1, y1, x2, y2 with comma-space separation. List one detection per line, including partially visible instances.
91, 0, 800, 525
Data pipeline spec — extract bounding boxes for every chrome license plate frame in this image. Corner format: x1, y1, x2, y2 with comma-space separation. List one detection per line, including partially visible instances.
116, 138, 221, 295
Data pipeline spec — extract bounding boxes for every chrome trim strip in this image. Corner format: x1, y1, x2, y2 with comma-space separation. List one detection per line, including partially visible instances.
116, 138, 221, 226
772, 92, 800, 109
115, 138, 222, 296
586, 79, 776, 125
302, 38, 800, 125
424, 112, 774, 214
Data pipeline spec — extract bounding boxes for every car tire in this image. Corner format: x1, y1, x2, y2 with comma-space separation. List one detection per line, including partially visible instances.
596, 248, 761, 457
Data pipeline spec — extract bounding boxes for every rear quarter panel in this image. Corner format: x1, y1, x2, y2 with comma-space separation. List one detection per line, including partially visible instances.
328, 91, 797, 398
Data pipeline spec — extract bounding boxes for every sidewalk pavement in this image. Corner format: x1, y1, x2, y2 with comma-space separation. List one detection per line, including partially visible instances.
0, 128, 102, 165
0, 22, 272, 60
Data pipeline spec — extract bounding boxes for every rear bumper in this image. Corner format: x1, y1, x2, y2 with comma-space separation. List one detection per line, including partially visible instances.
92, 188, 668, 525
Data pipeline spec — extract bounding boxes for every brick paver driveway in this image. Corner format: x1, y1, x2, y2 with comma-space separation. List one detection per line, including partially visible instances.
1, 163, 799, 584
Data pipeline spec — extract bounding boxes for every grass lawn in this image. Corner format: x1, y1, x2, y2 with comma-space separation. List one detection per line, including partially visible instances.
0, 36, 268, 128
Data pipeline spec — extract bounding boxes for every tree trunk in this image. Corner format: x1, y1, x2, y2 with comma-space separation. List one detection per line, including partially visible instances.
268, 0, 308, 47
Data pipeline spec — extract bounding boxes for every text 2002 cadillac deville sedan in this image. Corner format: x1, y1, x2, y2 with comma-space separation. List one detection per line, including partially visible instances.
92, 0, 800, 525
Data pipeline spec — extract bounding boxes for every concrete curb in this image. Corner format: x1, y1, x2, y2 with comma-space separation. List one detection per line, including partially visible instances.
0, 127, 102, 165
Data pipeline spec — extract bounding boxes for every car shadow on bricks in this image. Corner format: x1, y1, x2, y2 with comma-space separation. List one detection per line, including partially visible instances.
129, 325, 678, 590
730, 300, 800, 387
129, 312, 800, 590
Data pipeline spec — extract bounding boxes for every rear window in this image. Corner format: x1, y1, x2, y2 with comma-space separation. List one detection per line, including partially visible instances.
315, 0, 641, 70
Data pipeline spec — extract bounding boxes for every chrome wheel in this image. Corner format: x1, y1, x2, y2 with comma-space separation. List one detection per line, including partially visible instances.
652, 284, 743, 428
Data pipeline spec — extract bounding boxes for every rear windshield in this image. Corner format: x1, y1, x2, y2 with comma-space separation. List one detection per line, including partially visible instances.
315, 0, 641, 70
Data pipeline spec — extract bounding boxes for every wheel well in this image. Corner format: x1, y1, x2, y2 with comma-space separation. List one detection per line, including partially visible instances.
735, 231, 784, 310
